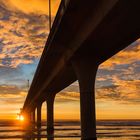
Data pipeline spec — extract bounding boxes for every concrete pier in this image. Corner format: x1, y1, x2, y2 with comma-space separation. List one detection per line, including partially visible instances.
72, 56, 98, 140
25, 112, 31, 125
46, 95, 55, 130
30, 110, 36, 129
31, 110, 35, 124
37, 103, 42, 128
21, 1, 140, 139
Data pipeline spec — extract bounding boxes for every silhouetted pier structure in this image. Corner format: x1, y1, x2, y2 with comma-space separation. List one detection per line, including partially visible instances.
21, 0, 140, 139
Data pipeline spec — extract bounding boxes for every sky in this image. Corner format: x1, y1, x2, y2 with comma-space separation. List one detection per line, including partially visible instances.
0, 0, 140, 121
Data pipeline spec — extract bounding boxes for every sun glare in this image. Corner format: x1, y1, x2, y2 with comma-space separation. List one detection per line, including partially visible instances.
20, 115, 24, 121
17, 114, 24, 121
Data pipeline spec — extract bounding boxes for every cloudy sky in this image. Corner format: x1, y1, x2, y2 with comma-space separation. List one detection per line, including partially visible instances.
0, 0, 140, 120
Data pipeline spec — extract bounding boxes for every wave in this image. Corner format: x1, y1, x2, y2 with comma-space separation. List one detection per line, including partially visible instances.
0, 120, 140, 139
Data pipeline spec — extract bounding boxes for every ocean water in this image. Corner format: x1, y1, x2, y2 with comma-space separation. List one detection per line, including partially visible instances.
0, 120, 140, 140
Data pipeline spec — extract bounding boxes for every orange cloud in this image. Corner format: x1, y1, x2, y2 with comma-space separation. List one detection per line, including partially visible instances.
0, 6, 50, 67
96, 75, 140, 104
1, 0, 60, 15
56, 91, 80, 103
100, 39, 140, 69
0, 84, 27, 120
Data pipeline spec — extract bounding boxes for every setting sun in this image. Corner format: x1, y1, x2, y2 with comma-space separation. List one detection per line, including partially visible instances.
17, 114, 24, 121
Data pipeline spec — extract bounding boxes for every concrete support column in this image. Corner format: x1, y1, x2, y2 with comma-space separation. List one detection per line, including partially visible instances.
31, 110, 35, 123
33, 110, 35, 124
25, 112, 31, 125
37, 103, 42, 128
46, 94, 55, 131
72, 56, 98, 140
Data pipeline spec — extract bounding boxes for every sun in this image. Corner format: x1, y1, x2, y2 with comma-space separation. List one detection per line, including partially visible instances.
20, 115, 24, 121
17, 114, 24, 121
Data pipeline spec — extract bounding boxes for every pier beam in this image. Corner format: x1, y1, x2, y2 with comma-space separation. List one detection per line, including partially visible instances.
72, 56, 98, 140
37, 103, 42, 128
46, 94, 55, 131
